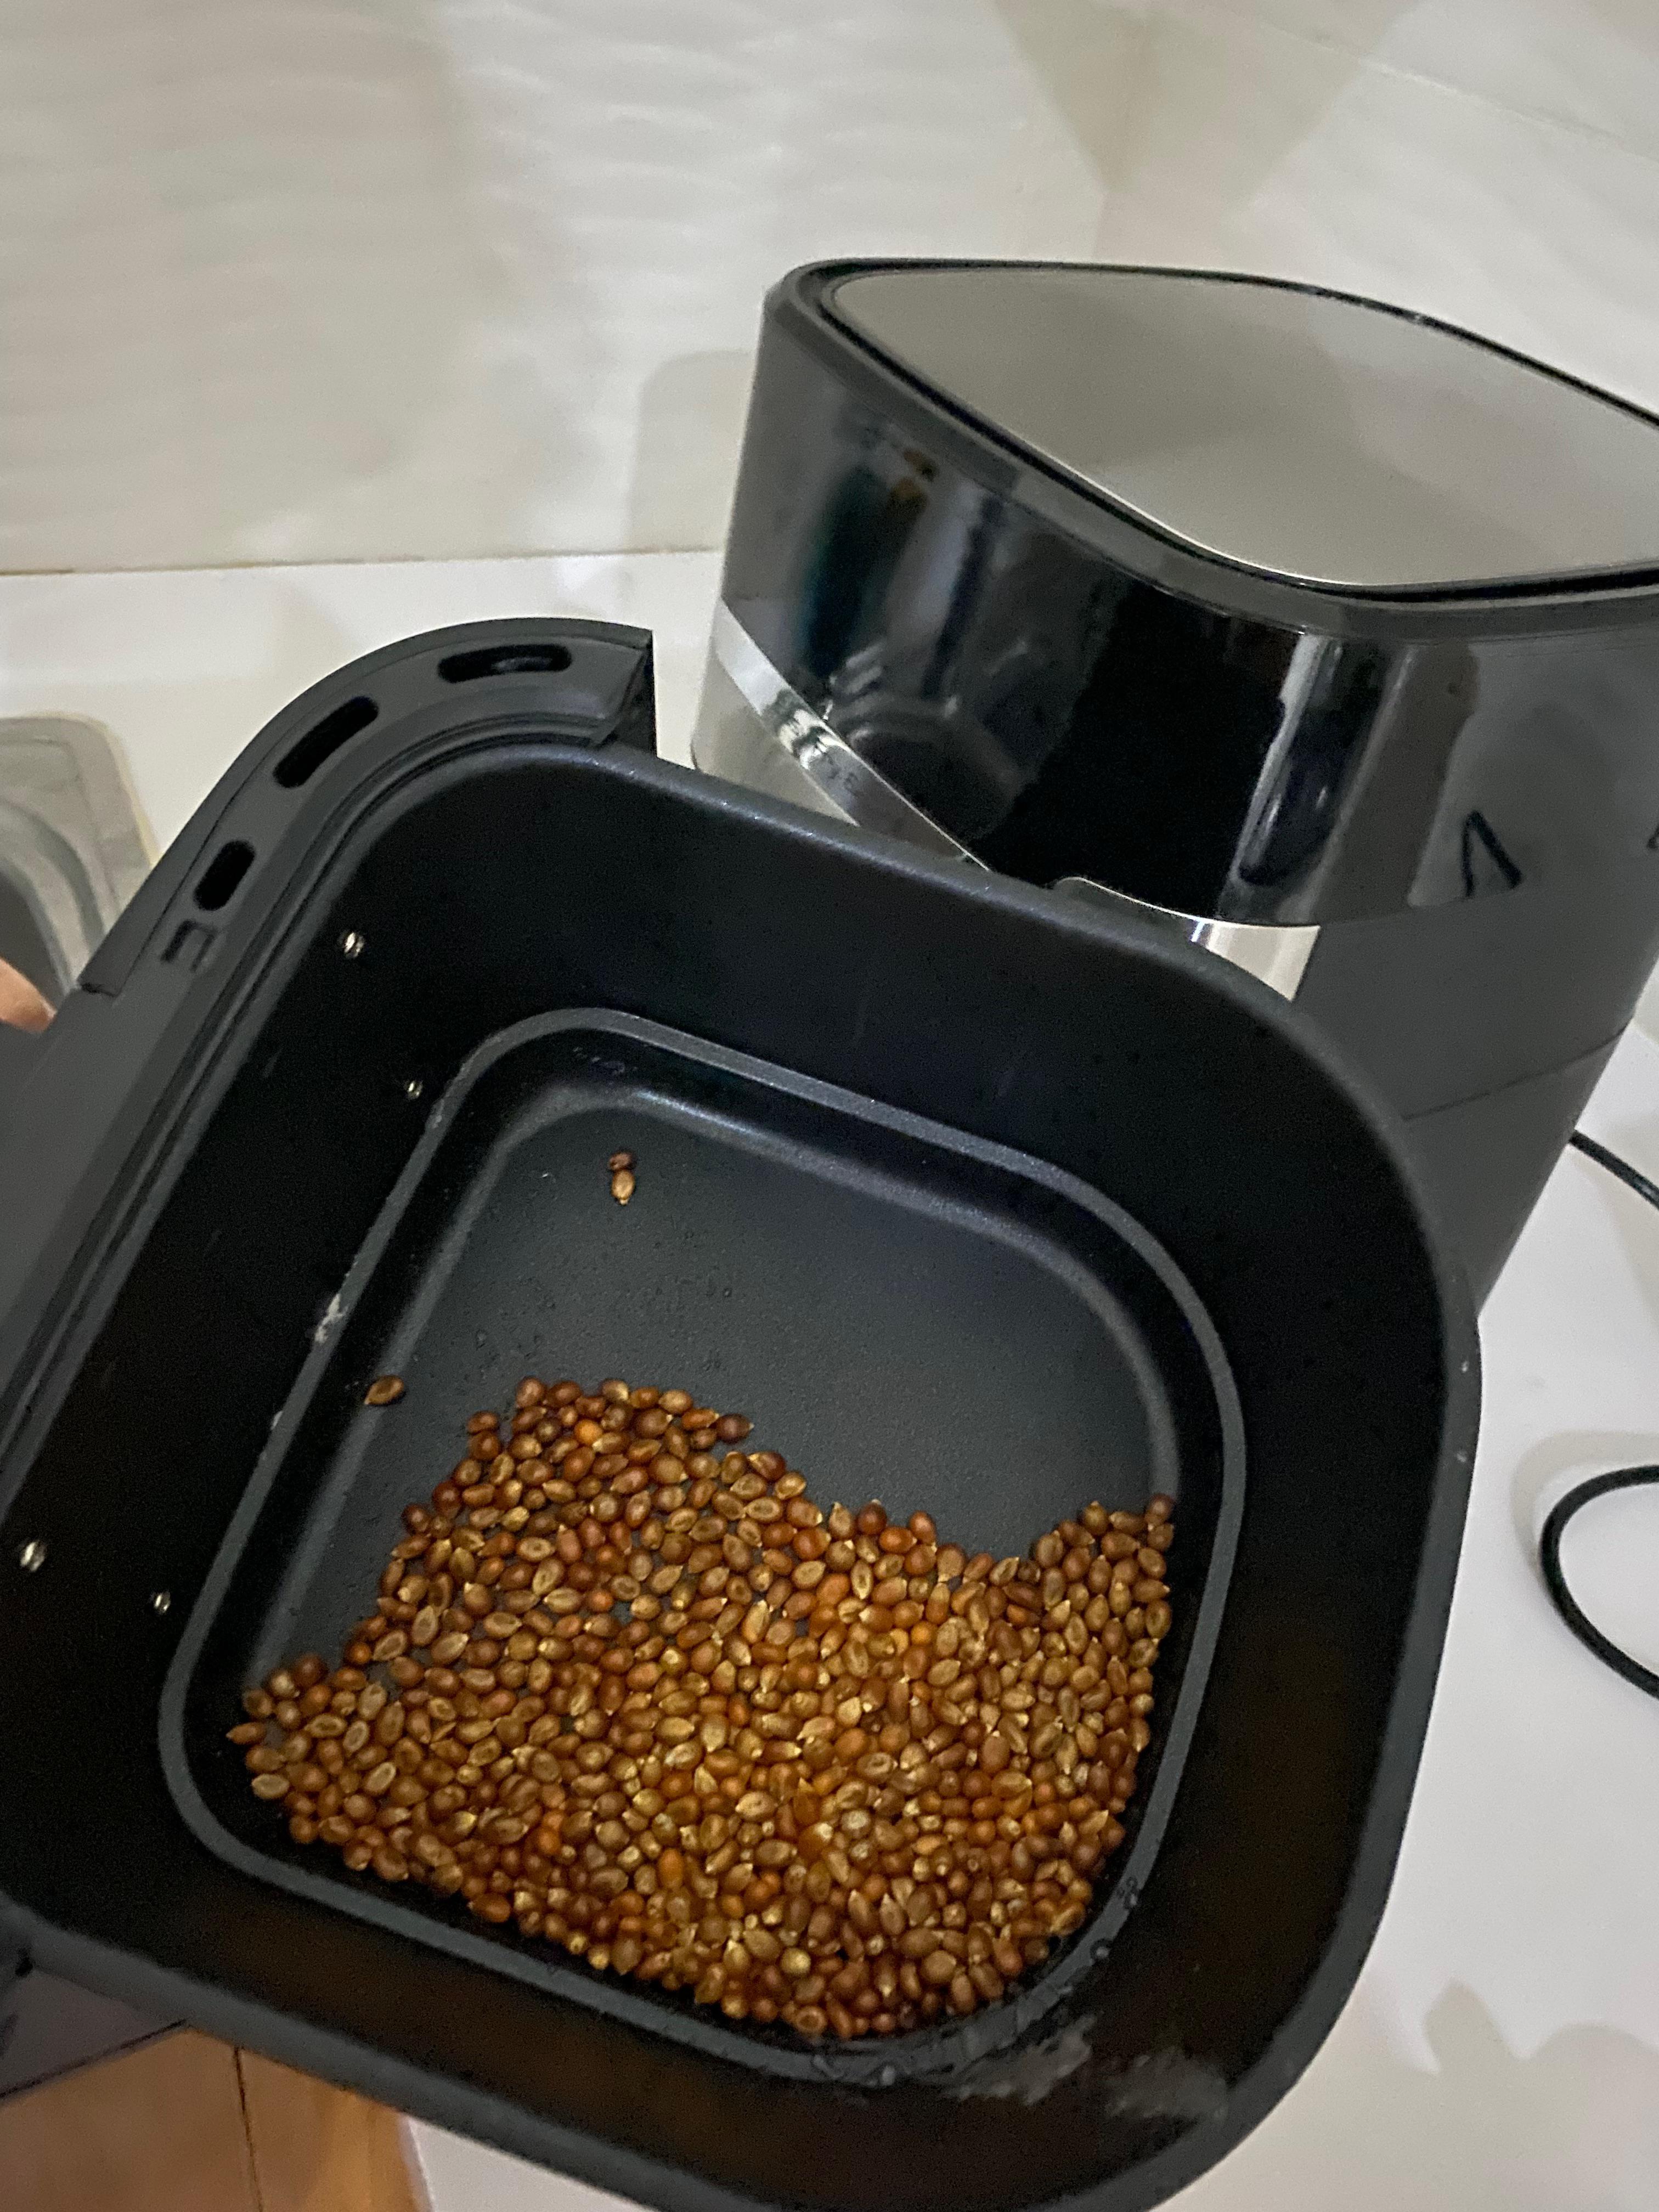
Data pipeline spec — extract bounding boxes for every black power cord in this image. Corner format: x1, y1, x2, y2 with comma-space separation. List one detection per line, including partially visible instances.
1568, 1128, 1659, 1214
1538, 1131, 1659, 1701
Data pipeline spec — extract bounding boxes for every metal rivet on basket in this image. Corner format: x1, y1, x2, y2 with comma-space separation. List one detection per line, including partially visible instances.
340, 929, 366, 959
404, 1076, 424, 1101
16, 1539, 46, 1573
151, 1589, 172, 1615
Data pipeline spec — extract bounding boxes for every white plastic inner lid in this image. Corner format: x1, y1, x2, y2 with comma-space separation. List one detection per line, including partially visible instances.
828, 266, 1659, 592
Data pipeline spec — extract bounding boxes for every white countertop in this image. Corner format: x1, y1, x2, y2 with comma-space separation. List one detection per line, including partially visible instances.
5, 552, 1656, 2211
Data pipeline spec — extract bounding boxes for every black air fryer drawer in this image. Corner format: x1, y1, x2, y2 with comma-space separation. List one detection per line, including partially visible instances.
0, 621, 1477, 2212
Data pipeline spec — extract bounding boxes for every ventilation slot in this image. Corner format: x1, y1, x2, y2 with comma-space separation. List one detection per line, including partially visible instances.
438, 644, 572, 683
193, 840, 255, 912
273, 696, 378, 789
161, 919, 213, 969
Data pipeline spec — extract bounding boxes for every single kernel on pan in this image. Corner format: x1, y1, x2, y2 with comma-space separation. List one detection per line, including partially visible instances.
610, 1168, 636, 1205
607, 1150, 635, 1174
363, 1375, 406, 1407
237, 1374, 1174, 2044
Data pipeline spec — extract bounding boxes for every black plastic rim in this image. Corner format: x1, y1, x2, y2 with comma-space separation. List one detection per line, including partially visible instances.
777, 258, 1659, 641
0, 619, 1483, 2212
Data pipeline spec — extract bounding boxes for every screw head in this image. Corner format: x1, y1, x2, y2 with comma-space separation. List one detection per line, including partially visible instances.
16, 1538, 46, 1572
151, 1589, 172, 1615
404, 1076, 424, 1101
340, 929, 366, 960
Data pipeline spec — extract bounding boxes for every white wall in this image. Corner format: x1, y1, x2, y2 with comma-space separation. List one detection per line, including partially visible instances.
7, 0, 1659, 574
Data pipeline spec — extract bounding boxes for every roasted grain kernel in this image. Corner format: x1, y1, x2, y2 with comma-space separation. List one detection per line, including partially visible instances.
239, 1375, 1174, 2044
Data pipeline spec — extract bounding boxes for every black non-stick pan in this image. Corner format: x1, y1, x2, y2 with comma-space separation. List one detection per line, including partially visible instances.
160, 1000, 1242, 2089
0, 622, 1478, 2212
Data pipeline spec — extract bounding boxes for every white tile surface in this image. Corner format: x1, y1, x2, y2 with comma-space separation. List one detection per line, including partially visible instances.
1173, 0, 1659, 159
1100, 9, 1659, 420
0, 550, 720, 849
0, 0, 1113, 572
14, 0, 1659, 574
411, 2127, 639, 2212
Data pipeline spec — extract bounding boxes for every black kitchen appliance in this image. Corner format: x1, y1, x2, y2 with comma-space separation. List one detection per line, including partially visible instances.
694, 260, 1659, 1300
0, 622, 1477, 2212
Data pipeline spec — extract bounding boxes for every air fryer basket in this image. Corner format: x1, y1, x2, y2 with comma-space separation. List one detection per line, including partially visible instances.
0, 623, 1478, 2212
161, 1003, 1242, 2086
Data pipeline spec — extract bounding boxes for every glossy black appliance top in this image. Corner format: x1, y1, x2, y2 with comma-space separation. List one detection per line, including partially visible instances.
719, 268, 1659, 927
828, 266, 1659, 595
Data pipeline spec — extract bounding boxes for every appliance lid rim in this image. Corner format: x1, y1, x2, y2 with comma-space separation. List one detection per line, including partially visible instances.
812, 257, 1659, 606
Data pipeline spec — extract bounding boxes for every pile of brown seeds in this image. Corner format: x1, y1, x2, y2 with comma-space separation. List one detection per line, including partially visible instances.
232, 1378, 1175, 2041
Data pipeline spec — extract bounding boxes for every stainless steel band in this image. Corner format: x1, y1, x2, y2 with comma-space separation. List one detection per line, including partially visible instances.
705, 603, 980, 866
698, 602, 1319, 1000
1047, 877, 1319, 998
